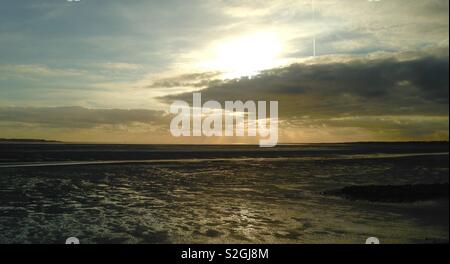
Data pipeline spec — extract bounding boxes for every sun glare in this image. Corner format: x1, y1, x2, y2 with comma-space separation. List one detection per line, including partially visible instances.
206, 32, 283, 78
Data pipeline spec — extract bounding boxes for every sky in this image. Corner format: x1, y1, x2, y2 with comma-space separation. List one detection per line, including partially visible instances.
0, 0, 448, 143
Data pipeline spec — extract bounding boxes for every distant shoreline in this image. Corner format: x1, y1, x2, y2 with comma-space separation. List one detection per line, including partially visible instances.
0, 139, 448, 145
0, 138, 62, 143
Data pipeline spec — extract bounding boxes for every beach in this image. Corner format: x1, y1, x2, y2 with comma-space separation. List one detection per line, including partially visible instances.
0, 142, 448, 244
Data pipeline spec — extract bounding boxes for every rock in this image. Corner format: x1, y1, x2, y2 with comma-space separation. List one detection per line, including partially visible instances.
324, 183, 449, 203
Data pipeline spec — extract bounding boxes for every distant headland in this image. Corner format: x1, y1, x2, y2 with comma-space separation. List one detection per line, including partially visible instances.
0, 138, 62, 143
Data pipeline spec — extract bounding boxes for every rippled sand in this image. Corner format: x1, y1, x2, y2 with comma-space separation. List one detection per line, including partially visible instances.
0, 144, 448, 244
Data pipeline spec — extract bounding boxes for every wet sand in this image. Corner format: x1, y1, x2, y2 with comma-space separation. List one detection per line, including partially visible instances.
0, 143, 448, 244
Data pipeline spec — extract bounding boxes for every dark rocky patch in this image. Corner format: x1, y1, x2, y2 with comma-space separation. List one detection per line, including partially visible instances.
204, 229, 222, 237
324, 183, 449, 203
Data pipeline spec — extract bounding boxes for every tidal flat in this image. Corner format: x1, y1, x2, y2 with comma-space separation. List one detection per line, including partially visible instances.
0, 142, 448, 244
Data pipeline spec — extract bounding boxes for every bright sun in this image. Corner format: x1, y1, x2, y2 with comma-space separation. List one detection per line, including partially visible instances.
206, 32, 283, 78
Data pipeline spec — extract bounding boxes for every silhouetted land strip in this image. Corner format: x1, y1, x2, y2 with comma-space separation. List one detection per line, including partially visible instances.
325, 183, 449, 203
0, 138, 61, 143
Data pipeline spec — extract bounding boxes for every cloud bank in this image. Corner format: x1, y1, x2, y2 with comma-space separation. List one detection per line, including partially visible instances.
162, 49, 449, 142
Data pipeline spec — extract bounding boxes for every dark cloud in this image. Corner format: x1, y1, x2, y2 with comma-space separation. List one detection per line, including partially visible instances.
0, 106, 171, 129
163, 50, 449, 118
161, 50, 449, 140
147, 71, 222, 88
